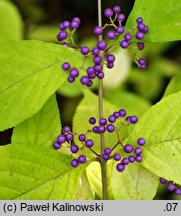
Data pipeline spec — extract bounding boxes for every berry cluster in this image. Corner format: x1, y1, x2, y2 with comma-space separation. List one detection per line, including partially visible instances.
159, 177, 181, 195
53, 107, 145, 173
57, 17, 81, 47
53, 125, 87, 168
58, 6, 149, 87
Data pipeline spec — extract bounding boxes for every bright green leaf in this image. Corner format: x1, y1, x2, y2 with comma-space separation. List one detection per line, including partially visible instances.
111, 163, 159, 200
12, 95, 61, 148
105, 89, 151, 117
75, 171, 95, 200
126, 0, 181, 42
0, 40, 83, 131
163, 74, 181, 98
86, 161, 114, 199
0, 0, 23, 42
128, 91, 181, 184
0, 144, 85, 199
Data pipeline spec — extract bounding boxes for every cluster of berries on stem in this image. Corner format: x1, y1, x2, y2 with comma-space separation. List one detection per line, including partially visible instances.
58, 5, 149, 87
53, 107, 145, 173
159, 177, 181, 195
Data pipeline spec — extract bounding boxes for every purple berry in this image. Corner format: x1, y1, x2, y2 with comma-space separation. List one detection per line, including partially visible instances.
116, 26, 124, 34
116, 163, 125, 172
89, 117, 96, 124
70, 21, 79, 29
137, 23, 145, 32
88, 73, 96, 79
139, 64, 147, 70
57, 31, 68, 41
80, 46, 90, 55
135, 155, 142, 162
108, 115, 116, 123
59, 23, 65, 30
124, 144, 134, 153
87, 66, 95, 74
122, 158, 129, 165
92, 126, 99, 133
85, 139, 94, 148
114, 153, 121, 161
107, 124, 115, 132
113, 6, 121, 14
66, 133, 74, 141
119, 109, 126, 117
102, 154, 109, 160
70, 144, 79, 153
73, 17, 81, 25
53, 142, 61, 149
92, 47, 100, 56
159, 177, 168, 184
97, 72, 104, 79
175, 188, 181, 195
94, 64, 102, 72
71, 159, 79, 168
120, 40, 129, 49
104, 8, 113, 17
98, 125, 106, 133
107, 30, 116, 40
78, 155, 86, 164
80, 76, 89, 85
78, 134, 86, 142
167, 183, 176, 192
143, 25, 149, 33
128, 156, 135, 163
62, 126, 71, 133
99, 118, 107, 126
57, 134, 66, 144
137, 138, 146, 146
106, 54, 115, 64
68, 76, 75, 83
93, 56, 102, 65
137, 42, 145, 50
63, 20, 70, 29
97, 40, 107, 50
134, 147, 142, 155
113, 111, 120, 118
136, 17, 143, 23
138, 58, 146, 65
70, 68, 79, 78
107, 63, 114, 69
62, 42, 69, 47
130, 116, 138, 124
104, 148, 111, 155
117, 13, 125, 21
62, 62, 70, 70
126, 116, 131, 122
94, 26, 103, 36
136, 32, 145, 40
124, 33, 132, 41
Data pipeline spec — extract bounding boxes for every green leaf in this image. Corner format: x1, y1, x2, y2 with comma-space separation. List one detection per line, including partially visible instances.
0, 0, 23, 42
73, 90, 128, 157
126, 0, 181, 42
128, 91, 181, 184
111, 163, 159, 200
12, 95, 60, 148
0, 40, 83, 131
86, 161, 114, 199
75, 171, 95, 200
105, 89, 151, 117
163, 74, 181, 98
0, 144, 85, 199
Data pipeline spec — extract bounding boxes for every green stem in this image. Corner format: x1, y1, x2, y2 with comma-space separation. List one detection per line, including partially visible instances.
97, 0, 107, 200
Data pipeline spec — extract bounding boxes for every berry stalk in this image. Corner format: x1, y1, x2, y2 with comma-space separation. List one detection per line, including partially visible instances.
97, 0, 108, 200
